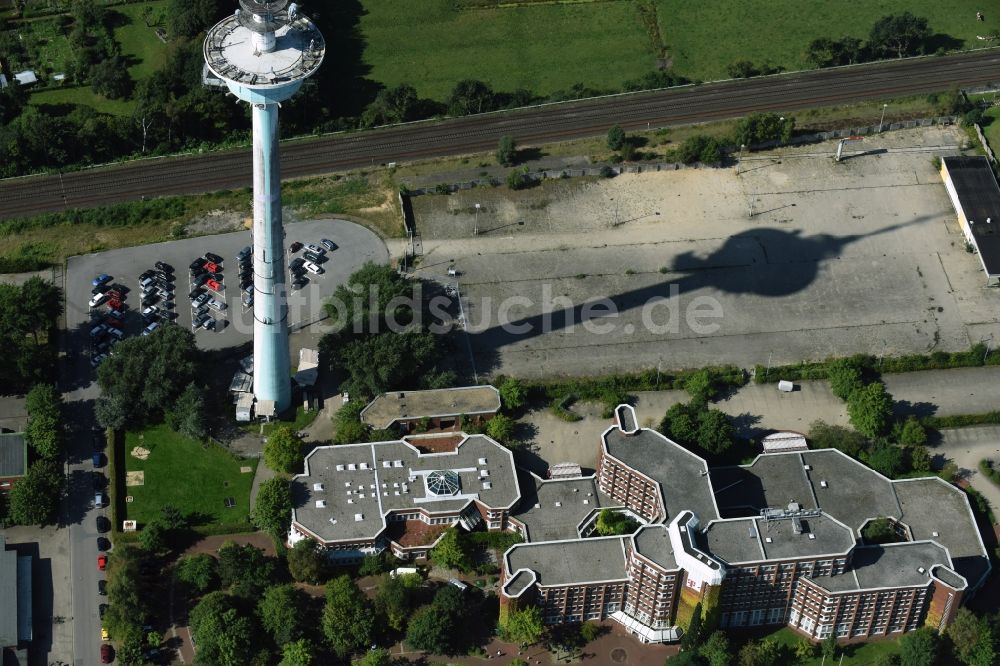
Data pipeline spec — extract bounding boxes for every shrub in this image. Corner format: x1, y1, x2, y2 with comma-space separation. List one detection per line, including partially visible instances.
496, 135, 517, 166
507, 167, 531, 190
599, 165, 616, 178
550, 394, 583, 422
678, 135, 722, 164
847, 382, 893, 437
606, 125, 626, 151
827, 357, 866, 401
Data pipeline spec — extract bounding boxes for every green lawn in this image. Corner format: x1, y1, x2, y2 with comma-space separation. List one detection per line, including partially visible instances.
980, 105, 1000, 156
655, 0, 997, 82
111, 0, 170, 81
123, 425, 257, 530
29, 85, 137, 116
357, 0, 657, 100
763, 627, 902, 665
357, 0, 1000, 102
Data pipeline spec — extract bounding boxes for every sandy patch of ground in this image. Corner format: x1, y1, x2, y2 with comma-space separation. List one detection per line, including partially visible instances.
125, 470, 145, 486
184, 209, 248, 236
130, 446, 150, 460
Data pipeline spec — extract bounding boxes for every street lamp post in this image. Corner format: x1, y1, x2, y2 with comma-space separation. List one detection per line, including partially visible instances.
878, 103, 888, 133
736, 143, 746, 174
474, 202, 480, 236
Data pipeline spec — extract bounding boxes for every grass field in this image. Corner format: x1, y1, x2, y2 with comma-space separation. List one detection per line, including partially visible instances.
357, 0, 999, 102
29, 85, 138, 116
112, 0, 170, 81
358, 0, 656, 100
123, 425, 257, 529
979, 105, 1000, 155
761, 627, 902, 664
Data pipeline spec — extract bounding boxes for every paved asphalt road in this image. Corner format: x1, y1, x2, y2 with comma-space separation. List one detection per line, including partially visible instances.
3, 49, 1000, 219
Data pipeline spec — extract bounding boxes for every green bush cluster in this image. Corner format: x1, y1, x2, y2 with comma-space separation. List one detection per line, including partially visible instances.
979, 459, 1000, 487
527, 366, 745, 403
550, 394, 583, 422
755, 344, 997, 384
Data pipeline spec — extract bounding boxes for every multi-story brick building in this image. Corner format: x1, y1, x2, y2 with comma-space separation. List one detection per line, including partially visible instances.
500, 404, 989, 645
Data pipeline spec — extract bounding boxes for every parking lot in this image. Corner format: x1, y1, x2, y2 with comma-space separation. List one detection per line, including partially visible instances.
410, 128, 1000, 378
66, 219, 387, 370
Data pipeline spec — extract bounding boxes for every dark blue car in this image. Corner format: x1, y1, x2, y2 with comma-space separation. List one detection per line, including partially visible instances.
91, 273, 112, 287
92, 452, 103, 467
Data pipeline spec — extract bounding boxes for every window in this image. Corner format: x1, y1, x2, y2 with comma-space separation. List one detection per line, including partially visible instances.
768, 607, 784, 624
750, 609, 765, 626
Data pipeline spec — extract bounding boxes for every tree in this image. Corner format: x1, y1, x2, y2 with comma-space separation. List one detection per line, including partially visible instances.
677, 135, 722, 164
354, 648, 391, 666
908, 445, 932, 473
507, 166, 531, 190
496, 135, 517, 166
595, 509, 640, 536
280, 639, 314, 666
847, 382, 894, 437
684, 369, 717, 404
258, 584, 306, 645
447, 79, 496, 116
607, 125, 626, 151
90, 56, 134, 99
681, 602, 703, 651
322, 576, 376, 658
699, 631, 731, 666
898, 627, 938, 666
727, 60, 759, 78
7, 459, 63, 525
176, 554, 219, 593
793, 638, 818, 661
287, 537, 325, 584
138, 518, 167, 552
486, 414, 516, 445
580, 622, 601, 643
333, 401, 370, 445
862, 517, 900, 544
406, 605, 452, 653
253, 477, 293, 537
165, 382, 208, 440
95, 393, 130, 431
821, 633, 838, 660
430, 528, 471, 571
737, 638, 781, 666
333, 330, 443, 398
375, 572, 420, 632
696, 409, 733, 455
499, 377, 527, 411
169, 0, 223, 38
502, 606, 544, 646
895, 416, 927, 446
25, 409, 61, 459
809, 420, 869, 458
827, 357, 866, 401
661, 402, 698, 444
363, 84, 418, 126
869, 13, 931, 59
161, 504, 187, 530
189, 591, 257, 666
264, 426, 303, 473
217, 542, 275, 598
865, 443, 906, 478
946, 608, 996, 666
733, 113, 794, 147
806, 36, 864, 68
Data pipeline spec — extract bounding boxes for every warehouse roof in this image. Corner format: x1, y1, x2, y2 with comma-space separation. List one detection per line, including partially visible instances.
942, 156, 1000, 276
360, 386, 501, 429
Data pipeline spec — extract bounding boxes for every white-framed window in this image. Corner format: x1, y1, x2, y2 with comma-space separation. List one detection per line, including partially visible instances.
768, 607, 784, 624
731, 611, 747, 627
817, 625, 832, 639
750, 609, 765, 626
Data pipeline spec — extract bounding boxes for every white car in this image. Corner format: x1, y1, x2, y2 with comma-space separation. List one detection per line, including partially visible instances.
142, 321, 160, 336
305, 243, 326, 255
207, 298, 227, 312
303, 261, 323, 275
89, 292, 108, 308
141, 305, 157, 317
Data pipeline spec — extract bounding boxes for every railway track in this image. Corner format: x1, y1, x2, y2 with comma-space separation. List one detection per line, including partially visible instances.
2, 49, 999, 219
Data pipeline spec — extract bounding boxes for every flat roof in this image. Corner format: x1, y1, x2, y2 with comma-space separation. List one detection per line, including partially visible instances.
360, 386, 501, 429
942, 156, 1000, 275
0, 433, 27, 478
506, 536, 628, 587
511, 473, 609, 542
632, 524, 678, 571
0, 537, 17, 647
703, 512, 854, 565
292, 434, 519, 543
812, 542, 950, 593
603, 427, 719, 523
712, 452, 818, 517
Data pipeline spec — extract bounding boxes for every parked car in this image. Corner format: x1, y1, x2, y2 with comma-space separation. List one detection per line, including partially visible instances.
289, 257, 305, 270
189, 257, 207, 271
189, 287, 206, 300
305, 243, 325, 255
207, 298, 227, 311
107, 309, 125, 321
140, 269, 155, 280
190, 265, 207, 279
141, 305, 158, 318
139, 276, 155, 289
321, 238, 337, 251
242, 294, 253, 308
91, 284, 109, 296
205, 278, 223, 292
96, 516, 110, 533
100, 644, 113, 664
291, 277, 308, 291
108, 328, 126, 342
203, 261, 219, 274
101, 627, 109, 641
237, 246, 252, 261
93, 472, 105, 489
99, 603, 108, 620
154, 261, 173, 273
193, 292, 211, 307
90, 323, 108, 338
194, 314, 212, 330
142, 321, 160, 336
205, 252, 223, 264
303, 251, 323, 264
92, 273, 112, 287
161, 300, 175, 310
93, 452, 103, 467
97, 553, 107, 570
289, 241, 303, 253
92, 430, 105, 451
98, 578, 108, 595
89, 292, 109, 308
303, 261, 323, 275
90, 354, 107, 368
105, 317, 124, 330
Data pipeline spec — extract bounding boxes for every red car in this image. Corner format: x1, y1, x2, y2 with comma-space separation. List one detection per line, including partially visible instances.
97, 554, 107, 571
203, 261, 219, 274
107, 298, 123, 311
205, 278, 222, 293
101, 643, 113, 663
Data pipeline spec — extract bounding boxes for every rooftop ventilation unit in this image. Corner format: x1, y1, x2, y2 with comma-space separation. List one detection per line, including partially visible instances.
328, 517, 337, 525
765, 537, 773, 543
359, 462, 369, 470
803, 465, 811, 471
315, 500, 326, 508
394, 460, 404, 467
808, 534, 816, 539
483, 481, 492, 489
478, 457, 487, 465
932, 531, 939, 537
792, 517, 803, 535
554, 502, 562, 507
336, 464, 344, 471
313, 483, 325, 491
347, 498, 353, 504
344, 481, 351, 487
583, 499, 589, 504
820, 480, 828, 488
383, 461, 391, 468
348, 463, 356, 471
355, 513, 364, 522
917, 567, 926, 574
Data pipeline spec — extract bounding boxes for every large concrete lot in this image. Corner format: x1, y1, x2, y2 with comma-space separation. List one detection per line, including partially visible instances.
66, 219, 387, 371
411, 128, 1000, 378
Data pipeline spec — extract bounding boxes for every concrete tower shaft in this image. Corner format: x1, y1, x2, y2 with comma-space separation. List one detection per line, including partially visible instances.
204, 2, 324, 413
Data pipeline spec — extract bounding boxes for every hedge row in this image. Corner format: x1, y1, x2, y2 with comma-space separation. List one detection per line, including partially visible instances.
527, 365, 746, 401
920, 411, 1000, 430
979, 459, 1000, 488
754, 344, 998, 384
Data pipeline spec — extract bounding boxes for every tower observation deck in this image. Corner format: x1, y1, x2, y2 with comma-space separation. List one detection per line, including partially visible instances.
203, 1, 325, 413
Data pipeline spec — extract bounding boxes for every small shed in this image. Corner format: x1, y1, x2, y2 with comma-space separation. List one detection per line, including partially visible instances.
762, 431, 809, 454
293, 347, 319, 387
547, 462, 583, 479
13, 70, 37, 86
235, 393, 255, 423
256, 399, 276, 421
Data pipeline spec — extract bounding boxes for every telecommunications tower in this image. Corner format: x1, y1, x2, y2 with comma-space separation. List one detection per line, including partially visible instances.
203, 1, 324, 413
